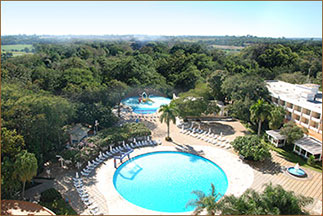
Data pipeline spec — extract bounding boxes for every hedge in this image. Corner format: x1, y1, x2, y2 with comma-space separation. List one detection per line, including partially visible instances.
39, 188, 77, 215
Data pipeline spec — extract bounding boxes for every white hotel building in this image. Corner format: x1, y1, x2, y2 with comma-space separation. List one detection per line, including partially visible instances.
266, 80, 322, 142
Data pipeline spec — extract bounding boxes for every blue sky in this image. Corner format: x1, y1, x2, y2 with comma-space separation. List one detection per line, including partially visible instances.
1, 1, 322, 38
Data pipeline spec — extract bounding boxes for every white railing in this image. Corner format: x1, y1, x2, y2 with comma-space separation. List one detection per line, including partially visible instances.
294, 110, 301, 116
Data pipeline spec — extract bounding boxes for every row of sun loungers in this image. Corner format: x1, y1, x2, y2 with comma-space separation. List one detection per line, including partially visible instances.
80, 137, 160, 176
180, 125, 232, 149
126, 114, 158, 123
76, 136, 161, 214
73, 177, 102, 215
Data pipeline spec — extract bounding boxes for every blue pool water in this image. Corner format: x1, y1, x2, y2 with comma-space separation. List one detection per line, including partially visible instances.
121, 96, 171, 114
113, 151, 228, 213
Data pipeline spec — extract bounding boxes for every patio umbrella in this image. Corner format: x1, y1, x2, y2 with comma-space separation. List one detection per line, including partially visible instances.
76, 172, 79, 179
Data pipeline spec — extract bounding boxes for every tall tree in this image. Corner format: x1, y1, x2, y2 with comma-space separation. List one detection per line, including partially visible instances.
159, 103, 179, 141
13, 150, 38, 198
250, 99, 271, 136
268, 106, 286, 130
107, 80, 130, 117
1, 127, 25, 158
280, 121, 305, 145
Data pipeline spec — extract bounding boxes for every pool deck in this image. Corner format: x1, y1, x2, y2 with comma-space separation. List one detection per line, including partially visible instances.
92, 145, 254, 215
45, 113, 321, 215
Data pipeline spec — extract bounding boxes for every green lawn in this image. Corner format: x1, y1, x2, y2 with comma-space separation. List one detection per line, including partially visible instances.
267, 142, 322, 173
2, 44, 33, 52
2, 44, 34, 56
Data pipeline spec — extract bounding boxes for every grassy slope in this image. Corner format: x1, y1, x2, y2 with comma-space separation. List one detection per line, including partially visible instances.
267, 143, 322, 173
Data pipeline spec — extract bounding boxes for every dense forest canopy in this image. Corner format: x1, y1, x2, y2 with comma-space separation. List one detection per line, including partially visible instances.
1, 35, 322, 198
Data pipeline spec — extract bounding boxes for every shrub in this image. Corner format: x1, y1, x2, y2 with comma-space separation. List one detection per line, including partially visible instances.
280, 122, 304, 145
40, 188, 62, 203
307, 155, 315, 166
232, 135, 271, 161
39, 188, 77, 215
60, 149, 78, 163
92, 122, 151, 147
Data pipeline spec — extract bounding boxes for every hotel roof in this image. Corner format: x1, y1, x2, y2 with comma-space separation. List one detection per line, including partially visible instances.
295, 137, 322, 155
266, 80, 322, 114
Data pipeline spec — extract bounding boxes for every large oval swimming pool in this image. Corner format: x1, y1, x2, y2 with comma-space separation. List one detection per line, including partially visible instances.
113, 151, 228, 213
121, 96, 171, 114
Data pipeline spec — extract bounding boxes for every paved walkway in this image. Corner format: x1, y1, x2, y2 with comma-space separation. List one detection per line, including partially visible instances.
25, 179, 54, 201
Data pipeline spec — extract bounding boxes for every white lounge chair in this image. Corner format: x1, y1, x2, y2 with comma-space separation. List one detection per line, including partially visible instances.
91, 160, 100, 166
83, 168, 92, 173
95, 158, 103, 163
73, 177, 81, 182
83, 199, 93, 206
74, 182, 83, 187
90, 209, 98, 215
79, 192, 89, 198
81, 171, 89, 176
77, 188, 86, 193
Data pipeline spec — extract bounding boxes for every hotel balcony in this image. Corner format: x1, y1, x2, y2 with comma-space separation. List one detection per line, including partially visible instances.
311, 116, 321, 123
300, 122, 309, 128
293, 110, 301, 116
302, 113, 310, 119
286, 107, 293, 113
310, 126, 319, 131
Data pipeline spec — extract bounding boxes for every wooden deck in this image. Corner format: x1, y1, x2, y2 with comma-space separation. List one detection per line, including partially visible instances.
249, 151, 322, 200
248, 151, 322, 214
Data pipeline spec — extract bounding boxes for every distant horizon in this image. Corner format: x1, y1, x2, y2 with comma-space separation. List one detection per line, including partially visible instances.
2, 34, 322, 40
2, 1, 322, 37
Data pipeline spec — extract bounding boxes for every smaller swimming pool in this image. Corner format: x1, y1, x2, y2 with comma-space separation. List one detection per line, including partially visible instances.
121, 96, 171, 114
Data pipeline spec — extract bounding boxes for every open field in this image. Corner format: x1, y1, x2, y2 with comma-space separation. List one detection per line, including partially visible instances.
2, 44, 34, 56
212, 44, 245, 53
2, 44, 33, 51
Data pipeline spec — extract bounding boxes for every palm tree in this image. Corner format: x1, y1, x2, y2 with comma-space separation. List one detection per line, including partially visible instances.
268, 106, 286, 130
249, 99, 271, 136
159, 103, 178, 141
186, 184, 221, 215
13, 150, 38, 198
188, 183, 313, 215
